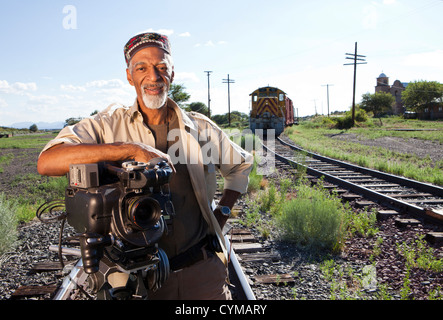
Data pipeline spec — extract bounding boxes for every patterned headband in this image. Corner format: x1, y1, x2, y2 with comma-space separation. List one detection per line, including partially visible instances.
124, 32, 171, 66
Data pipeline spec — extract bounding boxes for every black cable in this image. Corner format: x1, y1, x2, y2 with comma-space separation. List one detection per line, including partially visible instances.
35, 200, 66, 223
35, 200, 68, 268
58, 218, 66, 269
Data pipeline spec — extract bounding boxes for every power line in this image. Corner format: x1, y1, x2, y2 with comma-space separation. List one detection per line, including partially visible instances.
222, 74, 235, 127
344, 42, 367, 126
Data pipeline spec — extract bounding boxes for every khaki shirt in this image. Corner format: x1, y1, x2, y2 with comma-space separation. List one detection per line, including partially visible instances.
41, 98, 253, 254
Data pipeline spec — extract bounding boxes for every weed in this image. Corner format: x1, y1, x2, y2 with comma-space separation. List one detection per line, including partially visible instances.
247, 156, 264, 193
320, 259, 336, 281
347, 208, 379, 238
429, 286, 443, 300
376, 283, 393, 300
370, 236, 384, 262
396, 235, 443, 273
259, 181, 277, 212
242, 199, 261, 227
400, 265, 412, 300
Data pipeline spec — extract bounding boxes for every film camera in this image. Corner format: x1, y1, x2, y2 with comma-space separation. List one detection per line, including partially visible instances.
64, 158, 174, 299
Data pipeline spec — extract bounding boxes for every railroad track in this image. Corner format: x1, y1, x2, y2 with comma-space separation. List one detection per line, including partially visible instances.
264, 135, 443, 228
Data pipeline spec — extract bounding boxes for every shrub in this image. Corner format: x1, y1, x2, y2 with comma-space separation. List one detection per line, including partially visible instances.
333, 109, 368, 129
0, 193, 18, 254
334, 114, 354, 129
276, 180, 349, 252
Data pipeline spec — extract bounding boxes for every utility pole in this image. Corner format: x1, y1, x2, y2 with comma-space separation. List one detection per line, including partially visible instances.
222, 74, 235, 127
321, 84, 334, 117
204, 71, 212, 118
344, 42, 367, 126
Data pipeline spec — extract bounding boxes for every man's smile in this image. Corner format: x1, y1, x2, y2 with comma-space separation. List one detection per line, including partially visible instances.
142, 84, 165, 95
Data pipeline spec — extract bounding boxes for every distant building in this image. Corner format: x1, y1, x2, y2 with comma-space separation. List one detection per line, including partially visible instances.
375, 72, 443, 119
375, 72, 408, 115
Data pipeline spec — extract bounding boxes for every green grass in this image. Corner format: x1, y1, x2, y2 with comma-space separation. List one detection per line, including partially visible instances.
0, 132, 67, 253
0, 152, 14, 173
10, 173, 68, 222
285, 117, 443, 185
0, 132, 66, 223
0, 132, 56, 149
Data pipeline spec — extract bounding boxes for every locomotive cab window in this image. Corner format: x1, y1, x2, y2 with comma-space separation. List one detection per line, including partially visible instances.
253, 94, 257, 102
279, 93, 284, 101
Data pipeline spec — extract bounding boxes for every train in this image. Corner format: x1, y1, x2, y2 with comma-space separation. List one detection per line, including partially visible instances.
249, 86, 295, 136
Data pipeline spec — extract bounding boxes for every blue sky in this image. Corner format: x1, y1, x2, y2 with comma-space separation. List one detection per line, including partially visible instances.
1, 0, 442, 127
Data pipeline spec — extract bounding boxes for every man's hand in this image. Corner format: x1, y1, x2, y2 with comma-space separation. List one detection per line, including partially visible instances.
129, 142, 175, 173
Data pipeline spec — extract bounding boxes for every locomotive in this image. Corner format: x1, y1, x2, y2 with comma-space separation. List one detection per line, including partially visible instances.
249, 86, 295, 135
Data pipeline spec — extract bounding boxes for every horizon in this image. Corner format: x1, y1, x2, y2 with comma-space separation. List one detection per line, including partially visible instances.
1, 0, 442, 127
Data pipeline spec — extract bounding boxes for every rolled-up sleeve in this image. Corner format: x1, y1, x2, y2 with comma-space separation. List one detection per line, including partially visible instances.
218, 129, 253, 194
191, 113, 253, 194
40, 118, 103, 154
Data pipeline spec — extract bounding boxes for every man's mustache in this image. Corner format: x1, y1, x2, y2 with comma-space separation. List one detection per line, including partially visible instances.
142, 83, 166, 90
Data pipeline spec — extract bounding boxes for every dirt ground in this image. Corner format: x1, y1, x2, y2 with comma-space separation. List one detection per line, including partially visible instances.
329, 132, 443, 164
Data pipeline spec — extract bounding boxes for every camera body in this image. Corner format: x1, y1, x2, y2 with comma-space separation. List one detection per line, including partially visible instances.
65, 159, 174, 278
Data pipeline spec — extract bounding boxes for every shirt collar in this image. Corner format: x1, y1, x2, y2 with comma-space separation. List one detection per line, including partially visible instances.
129, 98, 197, 131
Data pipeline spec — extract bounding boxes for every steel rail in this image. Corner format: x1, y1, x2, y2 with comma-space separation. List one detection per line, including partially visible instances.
277, 137, 443, 197
225, 235, 256, 300
263, 137, 443, 224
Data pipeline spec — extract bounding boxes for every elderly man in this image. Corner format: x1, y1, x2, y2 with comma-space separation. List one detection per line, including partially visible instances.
37, 32, 252, 300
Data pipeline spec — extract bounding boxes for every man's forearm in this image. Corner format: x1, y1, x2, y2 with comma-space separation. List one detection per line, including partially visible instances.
37, 143, 134, 176
37, 142, 171, 177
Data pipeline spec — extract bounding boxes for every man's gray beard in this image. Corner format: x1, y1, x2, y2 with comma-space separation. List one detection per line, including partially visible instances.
141, 86, 168, 110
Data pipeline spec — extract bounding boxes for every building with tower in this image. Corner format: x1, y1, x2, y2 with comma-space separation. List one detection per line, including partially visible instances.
375, 72, 409, 115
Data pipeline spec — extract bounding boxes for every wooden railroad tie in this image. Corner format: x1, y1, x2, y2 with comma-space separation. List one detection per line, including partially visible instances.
238, 252, 281, 263
394, 218, 421, 227
425, 232, 443, 246
232, 242, 264, 254
376, 210, 400, 220
12, 285, 58, 298
341, 194, 361, 201
230, 234, 256, 243
253, 274, 295, 285
355, 200, 376, 208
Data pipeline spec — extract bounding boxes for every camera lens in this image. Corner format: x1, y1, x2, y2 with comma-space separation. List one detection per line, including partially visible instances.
127, 197, 162, 230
